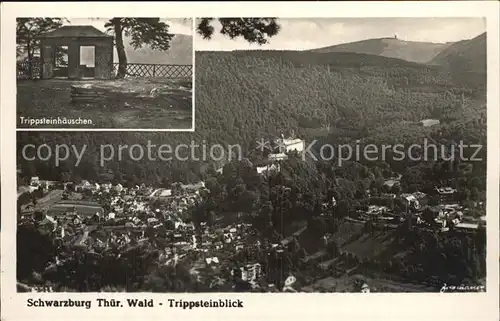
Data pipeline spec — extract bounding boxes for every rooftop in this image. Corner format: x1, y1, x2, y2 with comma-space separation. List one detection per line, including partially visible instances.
283, 138, 305, 145
436, 187, 457, 194
420, 119, 440, 127
39, 25, 113, 38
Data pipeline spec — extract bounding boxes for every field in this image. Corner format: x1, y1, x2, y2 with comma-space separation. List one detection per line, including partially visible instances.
47, 201, 104, 217
29, 190, 64, 212
150, 188, 172, 198
302, 274, 437, 292
329, 221, 403, 261
17, 78, 193, 129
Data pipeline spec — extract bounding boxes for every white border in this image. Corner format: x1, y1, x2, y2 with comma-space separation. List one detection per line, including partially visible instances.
2, 2, 500, 321
192, 17, 196, 132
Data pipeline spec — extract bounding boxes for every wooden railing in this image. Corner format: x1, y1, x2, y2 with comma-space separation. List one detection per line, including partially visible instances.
17, 61, 192, 80
113, 63, 192, 78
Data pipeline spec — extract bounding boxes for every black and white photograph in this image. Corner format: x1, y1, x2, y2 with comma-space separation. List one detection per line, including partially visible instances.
194, 17, 488, 293
13, 17, 490, 294
16, 18, 193, 130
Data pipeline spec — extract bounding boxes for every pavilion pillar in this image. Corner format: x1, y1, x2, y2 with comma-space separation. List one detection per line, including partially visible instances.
40, 43, 55, 79
67, 41, 80, 79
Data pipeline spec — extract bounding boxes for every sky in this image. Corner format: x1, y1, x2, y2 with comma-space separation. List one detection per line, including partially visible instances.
195, 18, 486, 51
65, 18, 193, 36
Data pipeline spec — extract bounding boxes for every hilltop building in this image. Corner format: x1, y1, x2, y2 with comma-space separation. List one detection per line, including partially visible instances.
266, 135, 306, 163
275, 134, 306, 153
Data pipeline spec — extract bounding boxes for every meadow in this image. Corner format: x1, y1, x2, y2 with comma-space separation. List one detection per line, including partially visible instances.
17, 77, 192, 129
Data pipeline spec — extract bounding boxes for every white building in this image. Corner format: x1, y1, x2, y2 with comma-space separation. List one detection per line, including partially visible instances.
282, 274, 297, 292
159, 189, 172, 197
401, 194, 421, 210
275, 136, 306, 153
101, 183, 112, 192
420, 119, 440, 127
267, 136, 306, 162
268, 153, 288, 161
239, 263, 262, 282
256, 163, 280, 175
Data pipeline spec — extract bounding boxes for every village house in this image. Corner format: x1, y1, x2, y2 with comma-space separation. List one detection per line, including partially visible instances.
268, 153, 288, 161
256, 162, 280, 176
401, 194, 421, 211
30, 176, 40, 187
264, 135, 306, 162
435, 187, 458, 204
182, 182, 205, 193
238, 263, 262, 282
455, 222, 479, 231
101, 183, 112, 192
275, 134, 306, 153
114, 183, 123, 193
77, 180, 92, 191
36, 214, 57, 236
381, 193, 397, 199
367, 205, 388, 216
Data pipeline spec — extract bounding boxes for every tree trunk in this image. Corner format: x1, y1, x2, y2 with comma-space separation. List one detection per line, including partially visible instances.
27, 42, 32, 79
114, 19, 127, 79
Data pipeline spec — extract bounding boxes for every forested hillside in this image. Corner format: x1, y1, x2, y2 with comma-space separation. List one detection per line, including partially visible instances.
116, 34, 193, 65
310, 37, 450, 64
196, 50, 485, 146
430, 32, 486, 73
79, 34, 193, 66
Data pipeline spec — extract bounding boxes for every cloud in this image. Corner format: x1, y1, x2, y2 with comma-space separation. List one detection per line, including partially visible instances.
66, 18, 192, 36
195, 18, 486, 51
165, 18, 193, 36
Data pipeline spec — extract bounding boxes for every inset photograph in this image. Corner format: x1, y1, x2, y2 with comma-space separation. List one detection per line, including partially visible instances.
16, 18, 193, 130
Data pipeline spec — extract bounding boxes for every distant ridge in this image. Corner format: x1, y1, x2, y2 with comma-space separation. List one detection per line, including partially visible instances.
117, 34, 193, 65
221, 50, 428, 69
18, 33, 193, 66
429, 32, 486, 73
309, 37, 451, 64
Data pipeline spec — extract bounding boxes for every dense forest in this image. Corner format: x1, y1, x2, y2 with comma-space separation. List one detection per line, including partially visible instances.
430, 32, 487, 73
